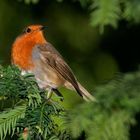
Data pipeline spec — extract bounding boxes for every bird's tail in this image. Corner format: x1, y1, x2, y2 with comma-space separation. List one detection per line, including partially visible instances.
64, 81, 96, 102
77, 82, 96, 102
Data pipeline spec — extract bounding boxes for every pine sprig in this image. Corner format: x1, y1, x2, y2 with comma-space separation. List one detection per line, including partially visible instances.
90, 0, 121, 32
1, 66, 140, 139
66, 71, 140, 140
123, 0, 140, 23
0, 65, 66, 140
0, 104, 26, 140
17, 101, 64, 140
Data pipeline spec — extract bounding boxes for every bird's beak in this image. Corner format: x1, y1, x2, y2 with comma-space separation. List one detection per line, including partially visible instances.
40, 26, 48, 31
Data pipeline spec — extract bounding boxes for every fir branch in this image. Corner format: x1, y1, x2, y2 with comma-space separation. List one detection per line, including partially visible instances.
123, 0, 140, 23
66, 71, 140, 140
18, 101, 64, 139
0, 65, 67, 140
90, 0, 121, 32
0, 104, 26, 140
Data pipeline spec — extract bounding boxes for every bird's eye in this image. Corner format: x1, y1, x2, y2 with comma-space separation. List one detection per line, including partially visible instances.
26, 27, 31, 33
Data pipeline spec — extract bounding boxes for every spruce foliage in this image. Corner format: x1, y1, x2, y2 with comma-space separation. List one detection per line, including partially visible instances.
90, 0, 121, 32
65, 71, 140, 140
0, 66, 66, 140
0, 66, 140, 140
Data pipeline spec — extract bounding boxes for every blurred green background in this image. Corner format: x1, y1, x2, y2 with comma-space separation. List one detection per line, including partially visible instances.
0, 0, 140, 139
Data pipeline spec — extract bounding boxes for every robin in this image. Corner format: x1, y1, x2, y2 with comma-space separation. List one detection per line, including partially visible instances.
11, 25, 95, 101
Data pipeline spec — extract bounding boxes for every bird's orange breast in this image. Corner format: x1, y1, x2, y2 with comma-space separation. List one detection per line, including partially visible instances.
11, 37, 35, 70
11, 29, 47, 70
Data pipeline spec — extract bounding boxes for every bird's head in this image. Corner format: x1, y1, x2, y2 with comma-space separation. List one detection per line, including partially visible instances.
15, 25, 47, 45
23, 25, 46, 34
11, 25, 47, 69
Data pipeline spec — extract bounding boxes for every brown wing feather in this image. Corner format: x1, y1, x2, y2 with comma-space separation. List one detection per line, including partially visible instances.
38, 43, 82, 96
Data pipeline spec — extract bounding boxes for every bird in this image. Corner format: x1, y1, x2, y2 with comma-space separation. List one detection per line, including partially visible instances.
11, 25, 95, 102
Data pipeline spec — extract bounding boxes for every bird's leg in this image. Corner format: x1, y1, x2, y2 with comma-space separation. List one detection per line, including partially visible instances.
43, 88, 64, 101
52, 88, 64, 101
46, 88, 53, 100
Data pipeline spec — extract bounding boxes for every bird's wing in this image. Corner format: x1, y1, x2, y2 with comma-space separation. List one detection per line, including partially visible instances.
36, 43, 81, 96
